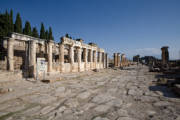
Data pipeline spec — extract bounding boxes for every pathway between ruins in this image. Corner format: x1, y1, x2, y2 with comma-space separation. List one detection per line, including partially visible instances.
0, 65, 180, 120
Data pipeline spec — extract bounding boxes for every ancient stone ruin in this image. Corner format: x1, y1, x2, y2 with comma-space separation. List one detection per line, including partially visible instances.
0, 32, 108, 78
113, 53, 129, 67
161, 46, 169, 65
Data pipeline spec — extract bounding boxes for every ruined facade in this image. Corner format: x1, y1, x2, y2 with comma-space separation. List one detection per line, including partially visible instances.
0, 32, 108, 78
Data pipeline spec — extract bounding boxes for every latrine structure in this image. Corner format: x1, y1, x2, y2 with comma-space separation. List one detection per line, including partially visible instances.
0, 32, 108, 78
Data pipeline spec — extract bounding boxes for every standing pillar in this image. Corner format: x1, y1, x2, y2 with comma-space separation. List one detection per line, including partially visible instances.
105, 53, 108, 68
29, 40, 36, 78
117, 53, 120, 67
161, 46, 169, 65
77, 47, 82, 72
59, 43, 64, 72
90, 49, 93, 69
99, 52, 102, 68
114, 53, 117, 67
7, 38, 14, 71
103, 52, 106, 68
48, 41, 53, 72
94, 50, 97, 68
69, 45, 74, 72
84, 48, 87, 70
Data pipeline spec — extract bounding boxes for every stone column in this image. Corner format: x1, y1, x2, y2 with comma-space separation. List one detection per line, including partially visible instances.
117, 53, 120, 67
103, 52, 106, 68
161, 46, 169, 65
84, 48, 87, 70
77, 47, 82, 72
59, 43, 64, 72
69, 45, 74, 72
94, 50, 97, 68
99, 52, 102, 68
105, 53, 108, 68
90, 49, 93, 69
114, 53, 117, 67
7, 38, 14, 71
121, 54, 125, 67
48, 41, 53, 72
29, 40, 36, 77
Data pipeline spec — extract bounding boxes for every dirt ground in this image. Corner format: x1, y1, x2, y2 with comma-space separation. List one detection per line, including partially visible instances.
0, 65, 180, 120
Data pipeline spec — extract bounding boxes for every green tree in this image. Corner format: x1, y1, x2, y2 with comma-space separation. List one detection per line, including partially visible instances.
14, 13, 22, 33
4, 10, 10, 36
23, 21, 31, 36
48, 26, 54, 40
32, 27, 39, 38
45, 30, 49, 40
0, 12, 6, 36
9, 9, 14, 32
40, 22, 45, 39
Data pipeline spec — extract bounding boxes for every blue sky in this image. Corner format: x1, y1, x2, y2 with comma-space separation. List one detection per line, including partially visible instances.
1, 0, 180, 59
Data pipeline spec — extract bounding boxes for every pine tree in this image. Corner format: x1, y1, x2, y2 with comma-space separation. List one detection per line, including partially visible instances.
23, 21, 31, 36
14, 13, 22, 33
40, 22, 45, 39
32, 27, 39, 38
45, 30, 49, 40
9, 9, 14, 32
48, 27, 53, 40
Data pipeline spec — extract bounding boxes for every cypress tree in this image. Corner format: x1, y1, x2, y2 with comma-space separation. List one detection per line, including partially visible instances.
48, 27, 53, 40
40, 22, 45, 39
14, 13, 22, 33
45, 30, 49, 40
0, 12, 6, 36
32, 27, 39, 38
10, 9, 14, 32
4, 10, 10, 36
23, 21, 31, 36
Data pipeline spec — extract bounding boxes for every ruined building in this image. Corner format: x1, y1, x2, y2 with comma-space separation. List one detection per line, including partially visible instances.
0, 32, 108, 78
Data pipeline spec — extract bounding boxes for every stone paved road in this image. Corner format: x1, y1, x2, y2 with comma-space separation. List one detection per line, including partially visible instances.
0, 65, 180, 120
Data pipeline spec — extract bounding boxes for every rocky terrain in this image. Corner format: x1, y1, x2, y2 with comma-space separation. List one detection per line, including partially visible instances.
0, 65, 180, 120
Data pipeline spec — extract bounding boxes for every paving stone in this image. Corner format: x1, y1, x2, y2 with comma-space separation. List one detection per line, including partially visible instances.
56, 87, 66, 92
40, 106, 56, 115
106, 99, 123, 107
117, 117, 136, 120
64, 99, 79, 108
93, 116, 110, 120
153, 101, 171, 107
94, 105, 111, 113
82, 103, 96, 111
22, 105, 42, 115
117, 109, 128, 116
77, 91, 91, 100
92, 94, 115, 104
